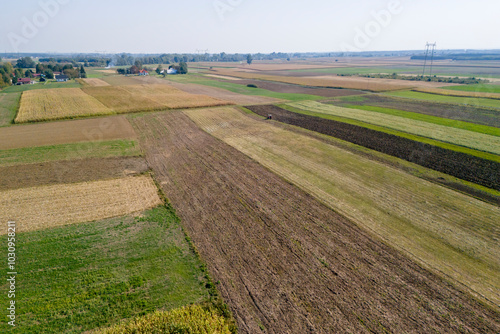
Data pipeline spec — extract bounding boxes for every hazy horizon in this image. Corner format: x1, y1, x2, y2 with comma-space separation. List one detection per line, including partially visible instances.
1, 0, 499, 54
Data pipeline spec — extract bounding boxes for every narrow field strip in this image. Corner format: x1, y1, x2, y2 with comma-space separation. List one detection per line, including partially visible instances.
385, 90, 500, 109
0, 139, 141, 167
0, 115, 137, 150
0, 175, 162, 234
185, 106, 500, 307
414, 87, 500, 100
343, 104, 499, 136
289, 101, 500, 154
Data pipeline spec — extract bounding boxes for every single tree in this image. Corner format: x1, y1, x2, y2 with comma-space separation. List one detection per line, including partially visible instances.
247, 54, 253, 65
179, 61, 188, 74
156, 64, 163, 75
25, 69, 33, 78
79, 65, 87, 78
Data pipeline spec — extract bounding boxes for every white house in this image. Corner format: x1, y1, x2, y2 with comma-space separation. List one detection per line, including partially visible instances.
167, 68, 178, 74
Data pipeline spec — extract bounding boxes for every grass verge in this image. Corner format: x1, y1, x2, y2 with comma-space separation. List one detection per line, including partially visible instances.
0, 93, 21, 126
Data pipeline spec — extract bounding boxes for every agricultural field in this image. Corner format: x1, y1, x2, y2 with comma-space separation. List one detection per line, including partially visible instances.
0, 207, 213, 333
0, 156, 148, 190
413, 87, 500, 100
445, 83, 500, 93
79, 78, 111, 87
164, 79, 283, 105
129, 110, 500, 333
0, 140, 141, 167
288, 101, 500, 155
83, 84, 231, 113
0, 115, 137, 150
16, 88, 113, 123
209, 68, 415, 91
330, 94, 500, 127
247, 104, 500, 191
385, 90, 500, 109
184, 106, 500, 310
0, 80, 81, 93
167, 74, 349, 101
0, 175, 162, 234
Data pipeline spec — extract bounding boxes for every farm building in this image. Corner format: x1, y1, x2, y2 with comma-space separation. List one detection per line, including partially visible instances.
17, 77, 34, 85
55, 75, 69, 82
138, 69, 149, 76
167, 68, 178, 74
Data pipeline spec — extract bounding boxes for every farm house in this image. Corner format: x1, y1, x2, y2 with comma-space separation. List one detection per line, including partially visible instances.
17, 77, 34, 85
138, 69, 149, 76
55, 75, 69, 82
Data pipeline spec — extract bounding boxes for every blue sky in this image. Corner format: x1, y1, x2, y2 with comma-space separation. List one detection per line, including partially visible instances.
1, 0, 499, 53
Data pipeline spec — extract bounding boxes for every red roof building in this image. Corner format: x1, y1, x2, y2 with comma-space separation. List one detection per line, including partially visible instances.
17, 78, 32, 85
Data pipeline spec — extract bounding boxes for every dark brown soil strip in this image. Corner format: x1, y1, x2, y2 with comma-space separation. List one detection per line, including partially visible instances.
246, 105, 500, 190
131, 111, 499, 334
0, 156, 148, 190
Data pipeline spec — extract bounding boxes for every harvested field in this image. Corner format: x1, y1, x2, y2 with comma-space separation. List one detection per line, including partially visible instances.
0, 115, 136, 150
290, 101, 500, 155
81, 78, 111, 87
414, 87, 500, 100
0, 156, 148, 190
211, 68, 415, 91
101, 75, 144, 86
332, 94, 500, 128
131, 110, 500, 333
83, 84, 231, 113
247, 104, 500, 189
208, 77, 364, 97
0, 175, 161, 234
16, 88, 113, 123
166, 80, 283, 105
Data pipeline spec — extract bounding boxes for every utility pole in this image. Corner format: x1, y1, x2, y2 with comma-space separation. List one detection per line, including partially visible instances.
422, 42, 436, 77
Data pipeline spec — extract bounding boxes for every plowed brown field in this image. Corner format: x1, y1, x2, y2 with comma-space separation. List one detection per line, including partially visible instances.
130, 111, 499, 334
0, 156, 148, 190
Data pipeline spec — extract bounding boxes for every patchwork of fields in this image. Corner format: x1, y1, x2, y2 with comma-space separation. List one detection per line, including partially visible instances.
289, 101, 500, 154
185, 106, 500, 309
130, 110, 499, 333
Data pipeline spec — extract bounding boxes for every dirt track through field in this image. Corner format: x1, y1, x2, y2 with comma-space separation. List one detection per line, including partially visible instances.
131, 111, 500, 334
0, 115, 136, 150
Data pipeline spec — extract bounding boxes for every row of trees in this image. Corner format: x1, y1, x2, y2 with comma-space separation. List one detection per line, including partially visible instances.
35, 62, 86, 79
117, 61, 188, 75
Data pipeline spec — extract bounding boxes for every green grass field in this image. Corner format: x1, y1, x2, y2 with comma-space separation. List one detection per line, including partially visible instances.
443, 84, 500, 94
279, 104, 500, 162
1, 81, 81, 93
0, 139, 141, 166
0, 206, 211, 333
166, 74, 325, 101
344, 104, 500, 136
385, 90, 500, 109
288, 101, 500, 155
0, 93, 21, 126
